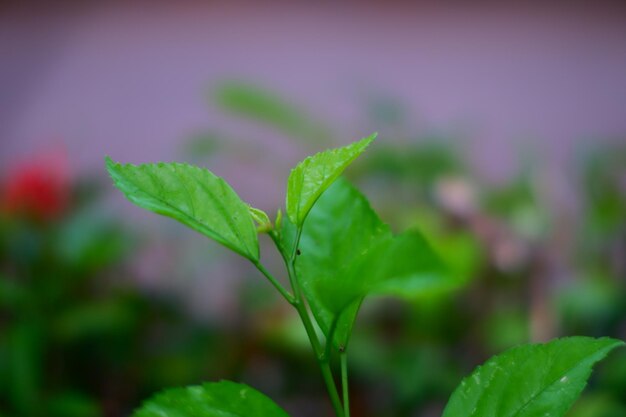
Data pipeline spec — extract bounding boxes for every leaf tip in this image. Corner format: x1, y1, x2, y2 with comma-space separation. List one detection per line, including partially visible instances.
359, 132, 377, 149
104, 155, 115, 168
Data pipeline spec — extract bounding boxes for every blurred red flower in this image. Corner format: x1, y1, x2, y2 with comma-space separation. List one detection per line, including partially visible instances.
1, 150, 70, 221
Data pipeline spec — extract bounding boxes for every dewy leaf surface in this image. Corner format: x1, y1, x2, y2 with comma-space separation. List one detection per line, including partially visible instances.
286, 133, 376, 226
105, 157, 259, 261
132, 380, 291, 417
442, 336, 624, 417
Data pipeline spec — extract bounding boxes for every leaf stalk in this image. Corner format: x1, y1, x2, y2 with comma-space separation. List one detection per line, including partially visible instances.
253, 262, 295, 305
340, 351, 350, 417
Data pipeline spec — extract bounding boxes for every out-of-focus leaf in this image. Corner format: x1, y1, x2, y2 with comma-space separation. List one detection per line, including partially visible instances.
213, 81, 331, 144
181, 131, 222, 159
286, 134, 375, 226
357, 141, 463, 186
9, 321, 43, 416
57, 205, 132, 270
105, 157, 259, 261
580, 145, 626, 236
48, 391, 101, 417
558, 275, 622, 333
567, 393, 626, 417
54, 300, 138, 341
483, 308, 529, 351
408, 207, 482, 285
484, 171, 551, 241
0, 275, 26, 309
363, 93, 407, 127
132, 380, 291, 417
442, 337, 624, 417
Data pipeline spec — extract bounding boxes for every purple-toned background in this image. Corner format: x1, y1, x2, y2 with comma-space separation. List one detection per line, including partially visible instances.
2, 2, 625, 174
2, 1, 625, 317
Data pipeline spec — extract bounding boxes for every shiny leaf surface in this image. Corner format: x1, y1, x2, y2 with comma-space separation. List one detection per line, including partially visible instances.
442, 337, 624, 417
133, 381, 291, 417
106, 157, 259, 261
286, 134, 375, 226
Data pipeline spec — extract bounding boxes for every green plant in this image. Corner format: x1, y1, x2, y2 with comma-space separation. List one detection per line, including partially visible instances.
106, 135, 623, 417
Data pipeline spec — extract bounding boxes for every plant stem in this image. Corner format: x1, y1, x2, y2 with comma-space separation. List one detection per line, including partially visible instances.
280, 226, 344, 417
294, 301, 344, 417
253, 261, 295, 305
322, 316, 339, 362
288, 227, 303, 299
340, 351, 350, 417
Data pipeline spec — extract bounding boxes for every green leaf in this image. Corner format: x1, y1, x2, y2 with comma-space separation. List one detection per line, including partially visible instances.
48, 391, 101, 417
286, 133, 376, 226
283, 178, 448, 348
249, 206, 272, 233
0, 275, 26, 310
281, 178, 388, 347
442, 336, 625, 417
105, 157, 259, 261
213, 81, 331, 144
132, 380, 290, 417
360, 230, 451, 297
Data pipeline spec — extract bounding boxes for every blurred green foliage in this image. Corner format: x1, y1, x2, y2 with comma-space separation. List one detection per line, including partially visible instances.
213, 81, 332, 145
1, 82, 623, 417
0, 175, 251, 417
194, 82, 625, 416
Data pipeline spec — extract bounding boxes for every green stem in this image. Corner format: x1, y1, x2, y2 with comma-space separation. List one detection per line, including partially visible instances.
340, 351, 350, 417
288, 227, 303, 299
274, 226, 344, 417
322, 315, 340, 362
253, 261, 295, 305
294, 302, 344, 417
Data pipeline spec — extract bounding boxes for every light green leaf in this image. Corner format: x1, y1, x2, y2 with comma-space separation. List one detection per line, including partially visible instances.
442, 336, 625, 417
213, 82, 332, 144
249, 206, 272, 233
105, 157, 259, 261
286, 134, 376, 226
132, 380, 291, 417
281, 178, 389, 347
362, 230, 450, 297
283, 178, 448, 348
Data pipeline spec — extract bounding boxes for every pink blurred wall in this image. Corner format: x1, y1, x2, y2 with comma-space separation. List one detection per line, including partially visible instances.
1, 1, 625, 317
2, 2, 626, 178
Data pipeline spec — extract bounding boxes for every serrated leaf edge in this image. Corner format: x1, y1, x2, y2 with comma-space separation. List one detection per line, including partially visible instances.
286, 133, 377, 226
105, 156, 259, 261
443, 336, 625, 417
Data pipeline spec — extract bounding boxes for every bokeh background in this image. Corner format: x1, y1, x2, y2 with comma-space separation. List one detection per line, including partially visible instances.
1, 2, 625, 417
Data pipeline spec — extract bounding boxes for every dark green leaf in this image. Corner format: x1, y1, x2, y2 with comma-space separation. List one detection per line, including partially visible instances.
9, 321, 43, 415
132, 380, 291, 417
105, 157, 259, 261
48, 391, 101, 417
0, 275, 26, 309
286, 134, 376, 226
442, 336, 625, 417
